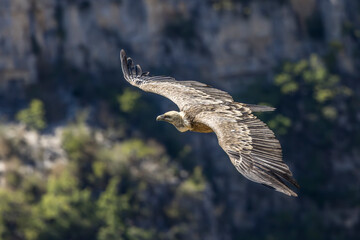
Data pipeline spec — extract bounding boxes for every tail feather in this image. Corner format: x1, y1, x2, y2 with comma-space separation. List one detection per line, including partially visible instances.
245, 104, 275, 112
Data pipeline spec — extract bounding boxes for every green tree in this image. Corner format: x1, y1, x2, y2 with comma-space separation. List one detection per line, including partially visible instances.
246, 54, 352, 137
96, 177, 128, 240
0, 187, 47, 240
61, 118, 98, 189
36, 169, 97, 240
16, 99, 47, 131
117, 88, 141, 113
270, 54, 352, 137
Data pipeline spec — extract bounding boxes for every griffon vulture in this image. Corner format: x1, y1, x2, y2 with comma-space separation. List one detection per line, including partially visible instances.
120, 49, 299, 197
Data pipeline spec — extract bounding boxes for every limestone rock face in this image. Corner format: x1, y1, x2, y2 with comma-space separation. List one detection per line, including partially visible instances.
1, 0, 358, 91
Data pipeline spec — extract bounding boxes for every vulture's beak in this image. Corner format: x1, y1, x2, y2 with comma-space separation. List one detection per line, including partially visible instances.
156, 115, 165, 121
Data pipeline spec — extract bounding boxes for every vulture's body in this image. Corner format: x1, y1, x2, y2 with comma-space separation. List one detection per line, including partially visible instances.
120, 50, 299, 197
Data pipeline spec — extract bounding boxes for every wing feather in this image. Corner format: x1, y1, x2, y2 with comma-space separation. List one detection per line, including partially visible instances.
120, 50, 233, 110
195, 104, 299, 196
120, 50, 274, 112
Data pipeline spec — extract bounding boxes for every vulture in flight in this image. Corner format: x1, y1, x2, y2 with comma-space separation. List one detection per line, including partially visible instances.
120, 49, 299, 197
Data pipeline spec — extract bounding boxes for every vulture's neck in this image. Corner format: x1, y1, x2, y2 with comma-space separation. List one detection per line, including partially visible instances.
172, 111, 191, 132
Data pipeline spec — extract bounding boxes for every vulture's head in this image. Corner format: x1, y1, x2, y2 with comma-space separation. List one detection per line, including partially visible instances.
156, 111, 189, 132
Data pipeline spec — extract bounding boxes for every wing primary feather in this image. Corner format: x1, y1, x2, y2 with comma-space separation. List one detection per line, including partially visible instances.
120, 50, 131, 79
272, 170, 300, 189
120, 50, 148, 86
142, 71, 150, 76
258, 169, 298, 196
135, 65, 142, 76
261, 183, 276, 190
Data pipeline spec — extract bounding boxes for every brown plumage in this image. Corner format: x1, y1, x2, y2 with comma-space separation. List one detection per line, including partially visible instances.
120, 49, 299, 197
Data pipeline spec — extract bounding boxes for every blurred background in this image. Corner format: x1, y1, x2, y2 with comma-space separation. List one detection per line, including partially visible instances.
0, 0, 359, 239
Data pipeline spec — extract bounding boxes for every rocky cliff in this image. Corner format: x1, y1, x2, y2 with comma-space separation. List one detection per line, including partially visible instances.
0, 0, 359, 239
1, 0, 358, 88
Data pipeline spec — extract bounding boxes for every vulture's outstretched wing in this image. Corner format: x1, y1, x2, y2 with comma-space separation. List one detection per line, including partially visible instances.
195, 104, 299, 196
120, 50, 274, 112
